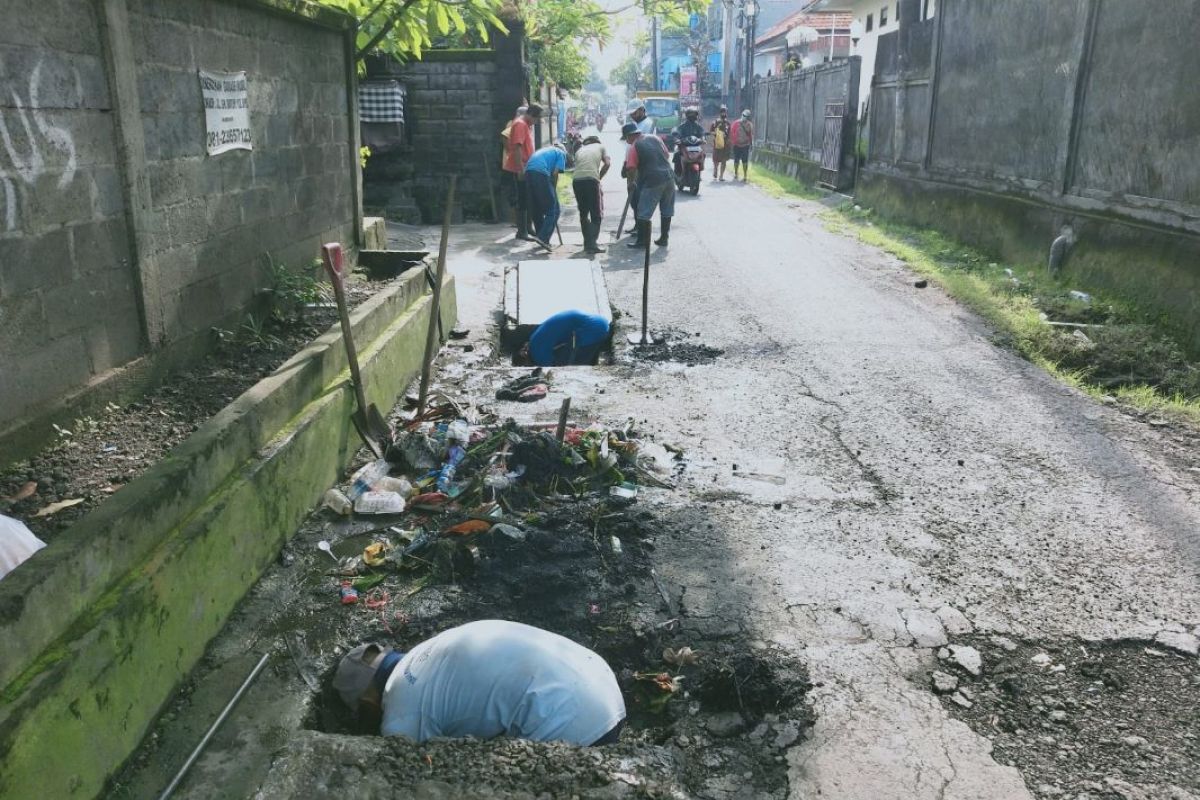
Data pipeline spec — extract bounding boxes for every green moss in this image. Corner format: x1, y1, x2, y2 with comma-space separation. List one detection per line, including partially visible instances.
747, 162, 822, 200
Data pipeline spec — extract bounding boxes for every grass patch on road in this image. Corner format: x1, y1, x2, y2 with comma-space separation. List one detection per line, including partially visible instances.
746, 165, 822, 200
747, 163, 1200, 426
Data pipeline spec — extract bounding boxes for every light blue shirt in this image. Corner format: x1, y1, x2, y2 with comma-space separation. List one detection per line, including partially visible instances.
380, 620, 625, 745
525, 147, 567, 176
636, 117, 655, 135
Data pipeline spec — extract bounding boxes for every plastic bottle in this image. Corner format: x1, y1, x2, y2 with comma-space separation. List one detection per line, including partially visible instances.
323, 488, 353, 516
348, 459, 391, 500
436, 445, 467, 494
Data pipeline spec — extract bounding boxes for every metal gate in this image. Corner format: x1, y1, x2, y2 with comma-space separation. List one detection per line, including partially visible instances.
820, 102, 846, 188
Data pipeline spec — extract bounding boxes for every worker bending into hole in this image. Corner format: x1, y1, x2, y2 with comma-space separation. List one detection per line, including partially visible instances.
518, 309, 611, 366
334, 619, 627, 746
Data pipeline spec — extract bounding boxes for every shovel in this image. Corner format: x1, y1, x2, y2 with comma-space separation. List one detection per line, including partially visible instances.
321, 243, 391, 458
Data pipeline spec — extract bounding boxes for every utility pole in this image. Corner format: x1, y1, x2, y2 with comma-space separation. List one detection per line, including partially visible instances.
651, 16, 659, 90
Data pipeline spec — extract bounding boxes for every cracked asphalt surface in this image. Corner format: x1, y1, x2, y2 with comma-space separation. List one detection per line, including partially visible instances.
447, 127, 1200, 798
112, 131, 1200, 799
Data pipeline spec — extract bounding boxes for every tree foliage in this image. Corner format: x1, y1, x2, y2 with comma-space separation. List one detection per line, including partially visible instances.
609, 52, 651, 93
316, 0, 507, 61
526, 0, 703, 89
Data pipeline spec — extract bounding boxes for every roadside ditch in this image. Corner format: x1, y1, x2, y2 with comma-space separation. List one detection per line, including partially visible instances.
107, 330, 814, 799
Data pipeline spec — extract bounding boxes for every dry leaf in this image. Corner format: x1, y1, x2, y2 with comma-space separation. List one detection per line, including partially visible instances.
6, 481, 37, 503
663, 646, 700, 666
33, 497, 84, 517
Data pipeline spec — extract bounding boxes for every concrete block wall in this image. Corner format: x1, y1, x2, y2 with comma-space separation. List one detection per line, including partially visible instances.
129, 0, 358, 343
0, 0, 360, 462
750, 58, 860, 189
861, 0, 1200, 350
363, 41, 527, 223
0, 0, 144, 429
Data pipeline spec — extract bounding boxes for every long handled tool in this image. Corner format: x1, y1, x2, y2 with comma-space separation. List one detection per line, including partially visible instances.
481, 151, 499, 223
627, 224, 656, 345
614, 191, 631, 238
417, 175, 458, 416
322, 243, 391, 458
157, 652, 271, 800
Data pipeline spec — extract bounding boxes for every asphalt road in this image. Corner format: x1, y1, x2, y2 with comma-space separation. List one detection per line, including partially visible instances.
478, 126, 1200, 798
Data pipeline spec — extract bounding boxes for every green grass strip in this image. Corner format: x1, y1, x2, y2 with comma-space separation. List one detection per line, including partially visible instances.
750, 163, 1200, 427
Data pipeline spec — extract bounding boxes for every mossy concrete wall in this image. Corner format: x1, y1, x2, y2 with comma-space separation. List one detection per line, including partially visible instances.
857, 170, 1200, 354
0, 268, 456, 799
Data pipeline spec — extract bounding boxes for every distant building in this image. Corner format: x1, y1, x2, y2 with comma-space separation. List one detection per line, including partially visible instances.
753, 8, 853, 76
808, 0, 936, 115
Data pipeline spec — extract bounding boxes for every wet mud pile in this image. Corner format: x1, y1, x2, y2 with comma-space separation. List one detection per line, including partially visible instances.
625, 331, 724, 366
933, 636, 1200, 799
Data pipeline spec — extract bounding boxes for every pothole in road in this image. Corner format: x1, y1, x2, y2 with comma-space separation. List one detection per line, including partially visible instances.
300, 499, 813, 798
932, 636, 1200, 799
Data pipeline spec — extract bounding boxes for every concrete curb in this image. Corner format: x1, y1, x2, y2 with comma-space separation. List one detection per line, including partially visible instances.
0, 271, 455, 799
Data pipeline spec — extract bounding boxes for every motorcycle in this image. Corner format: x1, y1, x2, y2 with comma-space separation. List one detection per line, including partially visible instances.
672, 134, 705, 195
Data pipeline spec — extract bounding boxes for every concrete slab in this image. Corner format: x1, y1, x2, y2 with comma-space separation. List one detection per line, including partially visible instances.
504, 259, 612, 333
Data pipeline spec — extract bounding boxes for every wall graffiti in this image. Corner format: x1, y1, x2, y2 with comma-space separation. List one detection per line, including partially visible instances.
0, 60, 81, 232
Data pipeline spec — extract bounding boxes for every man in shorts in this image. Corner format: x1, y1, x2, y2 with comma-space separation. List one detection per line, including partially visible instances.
730, 109, 754, 181
622, 123, 675, 248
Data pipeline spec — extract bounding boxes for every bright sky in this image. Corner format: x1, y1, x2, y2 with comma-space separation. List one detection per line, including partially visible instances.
586, 0, 654, 82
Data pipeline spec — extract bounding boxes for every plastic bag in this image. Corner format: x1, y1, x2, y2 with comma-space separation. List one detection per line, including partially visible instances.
353, 491, 407, 515
0, 514, 46, 580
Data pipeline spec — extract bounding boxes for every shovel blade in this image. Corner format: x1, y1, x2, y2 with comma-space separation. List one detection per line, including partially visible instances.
352, 410, 385, 459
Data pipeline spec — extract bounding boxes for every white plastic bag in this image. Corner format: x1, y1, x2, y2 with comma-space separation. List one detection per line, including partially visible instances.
0, 514, 46, 580
353, 491, 407, 515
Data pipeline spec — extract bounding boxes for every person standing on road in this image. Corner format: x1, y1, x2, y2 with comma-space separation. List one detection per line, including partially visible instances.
731, 109, 754, 181
623, 123, 675, 249
630, 102, 654, 135
709, 106, 732, 181
524, 142, 568, 251
501, 104, 541, 240
572, 129, 611, 254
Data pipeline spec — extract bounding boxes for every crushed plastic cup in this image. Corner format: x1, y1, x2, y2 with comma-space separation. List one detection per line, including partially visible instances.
447, 419, 471, 444
374, 476, 413, 497
610, 535, 623, 555
609, 483, 638, 499
323, 488, 353, 516
353, 490, 407, 515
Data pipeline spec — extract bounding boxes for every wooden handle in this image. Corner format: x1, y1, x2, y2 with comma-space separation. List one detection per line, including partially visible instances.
321, 242, 369, 412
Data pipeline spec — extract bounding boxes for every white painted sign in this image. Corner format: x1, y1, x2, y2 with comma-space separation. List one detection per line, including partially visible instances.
199, 69, 252, 155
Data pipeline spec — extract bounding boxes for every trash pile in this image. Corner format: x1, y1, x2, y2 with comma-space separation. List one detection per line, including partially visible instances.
314, 405, 676, 600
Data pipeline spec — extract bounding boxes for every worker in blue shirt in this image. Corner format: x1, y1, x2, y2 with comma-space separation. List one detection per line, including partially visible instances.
524, 143, 568, 251
523, 310, 610, 366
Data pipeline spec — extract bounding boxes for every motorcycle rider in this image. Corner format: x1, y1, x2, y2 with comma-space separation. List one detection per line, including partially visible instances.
671, 107, 706, 178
